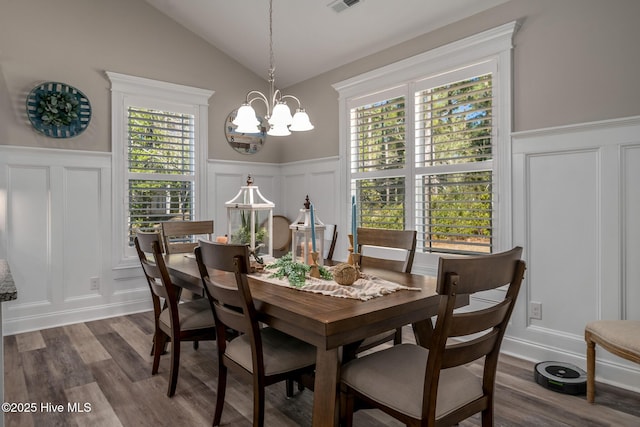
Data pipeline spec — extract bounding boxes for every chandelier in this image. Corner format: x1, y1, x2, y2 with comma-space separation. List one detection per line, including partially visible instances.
233, 0, 314, 137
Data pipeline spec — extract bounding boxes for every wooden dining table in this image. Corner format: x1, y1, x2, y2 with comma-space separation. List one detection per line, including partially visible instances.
165, 254, 467, 427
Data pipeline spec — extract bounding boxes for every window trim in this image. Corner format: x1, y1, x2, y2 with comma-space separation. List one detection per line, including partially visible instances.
107, 71, 213, 267
333, 21, 518, 268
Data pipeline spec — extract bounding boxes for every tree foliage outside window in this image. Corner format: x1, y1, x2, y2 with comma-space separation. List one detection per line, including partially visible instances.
127, 107, 195, 245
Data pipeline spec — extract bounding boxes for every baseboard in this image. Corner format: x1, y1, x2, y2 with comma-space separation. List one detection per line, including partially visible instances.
3, 298, 153, 336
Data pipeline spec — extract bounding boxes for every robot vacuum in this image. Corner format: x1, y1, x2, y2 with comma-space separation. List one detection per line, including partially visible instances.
534, 361, 587, 395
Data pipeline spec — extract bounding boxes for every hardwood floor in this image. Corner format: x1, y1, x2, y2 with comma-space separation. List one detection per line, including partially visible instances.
4, 311, 640, 426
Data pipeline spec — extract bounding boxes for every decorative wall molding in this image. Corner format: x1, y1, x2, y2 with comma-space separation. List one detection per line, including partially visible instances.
0, 145, 150, 335
509, 115, 640, 392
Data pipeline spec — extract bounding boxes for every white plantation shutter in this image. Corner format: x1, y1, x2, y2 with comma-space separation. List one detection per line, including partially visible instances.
350, 92, 407, 230
126, 106, 196, 245
414, 73, 494, 254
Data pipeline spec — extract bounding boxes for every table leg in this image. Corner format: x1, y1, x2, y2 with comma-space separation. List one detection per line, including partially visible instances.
312, 347, 340, 427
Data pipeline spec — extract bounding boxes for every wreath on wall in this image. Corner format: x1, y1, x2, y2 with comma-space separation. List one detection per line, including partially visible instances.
26, 82, 92, 138
36, 91, 80, 127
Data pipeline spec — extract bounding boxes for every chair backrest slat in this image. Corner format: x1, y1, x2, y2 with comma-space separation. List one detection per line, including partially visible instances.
355, 227, 417, 273
441, 330, 500, 369
161, 220, 214, 254
435, 250, 522, 295
448, 298, 512, 337
212, 298, 251, 334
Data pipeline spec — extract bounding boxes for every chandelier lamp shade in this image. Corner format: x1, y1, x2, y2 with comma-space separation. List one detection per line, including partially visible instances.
232, 0, 314, 137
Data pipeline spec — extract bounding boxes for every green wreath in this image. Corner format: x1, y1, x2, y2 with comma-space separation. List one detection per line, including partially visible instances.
37, 92, 79, 127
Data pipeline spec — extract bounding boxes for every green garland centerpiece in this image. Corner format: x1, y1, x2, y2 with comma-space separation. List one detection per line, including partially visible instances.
37, 91, 80, 127
265, 252, 332, 288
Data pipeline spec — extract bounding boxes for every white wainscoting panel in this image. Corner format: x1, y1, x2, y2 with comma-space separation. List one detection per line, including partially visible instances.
508, 116, 640, 392
63, 167, 103, 302
280, 157, 342, 257
527, 149, 600, 335
0, 146, 151, 335
622, 144, 640, 320
6, 165, 51, 308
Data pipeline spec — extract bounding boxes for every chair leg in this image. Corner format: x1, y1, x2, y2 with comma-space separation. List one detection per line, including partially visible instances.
285, 379, 294, 397
152, 333, 167, 375
167, 338, 180, 397
481, 402, 494, 426
342, 388, 354, 427
193, 340, 199, 350
587, 339, 596, 403
212, 365, 227, 426
254, 382, 266, 427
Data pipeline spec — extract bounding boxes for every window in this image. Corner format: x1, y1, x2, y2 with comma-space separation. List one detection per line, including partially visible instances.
414, 72, 493, 254
108, 72, 213, 265
127, 107, 195, 238
336, 22, 516, 258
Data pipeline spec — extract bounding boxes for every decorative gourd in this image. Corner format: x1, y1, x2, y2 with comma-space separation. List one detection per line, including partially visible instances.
333, 263, 358, 286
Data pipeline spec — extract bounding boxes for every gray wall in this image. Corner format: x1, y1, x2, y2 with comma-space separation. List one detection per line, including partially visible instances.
2, 0, 639, 163
278, 0, 640, 162
0, 0, 284, 164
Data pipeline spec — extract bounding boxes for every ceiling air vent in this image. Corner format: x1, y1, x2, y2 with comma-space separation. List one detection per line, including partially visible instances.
329, 0, 361, 13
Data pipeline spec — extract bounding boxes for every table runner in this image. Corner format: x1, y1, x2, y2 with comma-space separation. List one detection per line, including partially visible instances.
250, 268, 420, 301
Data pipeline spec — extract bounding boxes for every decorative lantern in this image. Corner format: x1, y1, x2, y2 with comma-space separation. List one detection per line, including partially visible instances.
225, 175, 275, 260
290, 196, 325, 266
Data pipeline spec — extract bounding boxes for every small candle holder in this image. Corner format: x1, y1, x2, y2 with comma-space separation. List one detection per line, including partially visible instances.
347, 233, 354, 265
309, 251, 321, 279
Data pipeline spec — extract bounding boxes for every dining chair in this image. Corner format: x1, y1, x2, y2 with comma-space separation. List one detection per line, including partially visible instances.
346, 227, 417, 357
134, 231, 216, 397
340, 246, 525, 427
324, 223, 338, 261
195, 240, 316, 427
161, 220, 214, 255
585, 320, 640, 403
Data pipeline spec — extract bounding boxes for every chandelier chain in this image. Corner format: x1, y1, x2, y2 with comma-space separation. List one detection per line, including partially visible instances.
268, 0, 275, 84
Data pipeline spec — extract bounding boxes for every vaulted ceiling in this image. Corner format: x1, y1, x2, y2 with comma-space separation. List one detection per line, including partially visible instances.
145, 0, 509, 88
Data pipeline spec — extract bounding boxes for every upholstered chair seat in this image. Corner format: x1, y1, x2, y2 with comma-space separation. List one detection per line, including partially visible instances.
341, 344, 483, 419
585, 320, 640, 403
158, 298, 215, 331
225, 327, 316, 375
